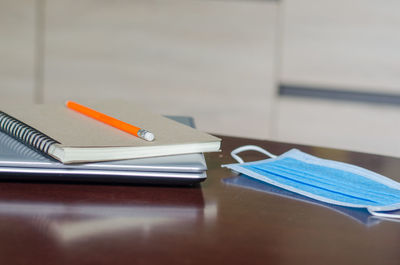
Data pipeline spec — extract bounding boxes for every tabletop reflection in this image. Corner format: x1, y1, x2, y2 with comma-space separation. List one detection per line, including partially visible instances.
0, 182, 214, 245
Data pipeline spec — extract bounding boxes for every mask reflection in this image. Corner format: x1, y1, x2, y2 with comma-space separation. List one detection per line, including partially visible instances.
223, 175, 382, 227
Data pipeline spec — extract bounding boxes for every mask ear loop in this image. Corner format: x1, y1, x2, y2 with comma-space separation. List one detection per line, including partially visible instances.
368, 209, 400, 219
231, 145, 277, 164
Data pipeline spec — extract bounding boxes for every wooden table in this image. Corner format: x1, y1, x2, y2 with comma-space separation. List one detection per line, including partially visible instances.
1, 135, 400, 265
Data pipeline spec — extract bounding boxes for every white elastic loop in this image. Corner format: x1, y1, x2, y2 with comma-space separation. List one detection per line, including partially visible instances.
368, 208, 400, 219
231, 145, 277, 164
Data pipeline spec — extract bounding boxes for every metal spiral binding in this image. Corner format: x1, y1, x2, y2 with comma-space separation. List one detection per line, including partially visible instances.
0, 131, 46, 160
0, 111, 59, 154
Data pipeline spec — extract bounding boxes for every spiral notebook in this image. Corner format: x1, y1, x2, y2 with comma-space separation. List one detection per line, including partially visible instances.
0, 101, 221, 164
0, 116, 207, 184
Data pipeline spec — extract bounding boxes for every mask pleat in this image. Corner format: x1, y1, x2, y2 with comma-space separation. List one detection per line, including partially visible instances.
258, 159, 400, 201
262, 165, 396, 203
273, 158, 399, 193
244, 164, 383, 206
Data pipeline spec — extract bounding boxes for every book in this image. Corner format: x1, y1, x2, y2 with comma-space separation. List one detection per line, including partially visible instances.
0, 129, 208, 185
0, 115, 208, 185
0, 101, 221, 163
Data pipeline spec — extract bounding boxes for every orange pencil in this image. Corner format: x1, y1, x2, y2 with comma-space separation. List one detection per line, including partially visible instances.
65, 101, 155, 141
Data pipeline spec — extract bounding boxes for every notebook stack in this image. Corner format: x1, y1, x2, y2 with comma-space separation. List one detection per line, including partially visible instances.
0, 101, 221, 185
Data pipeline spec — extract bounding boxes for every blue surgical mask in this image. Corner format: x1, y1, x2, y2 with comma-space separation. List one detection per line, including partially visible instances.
222, 145, 400, 219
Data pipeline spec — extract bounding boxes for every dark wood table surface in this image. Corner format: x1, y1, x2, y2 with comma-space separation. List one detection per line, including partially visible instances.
1, 135, 400, 265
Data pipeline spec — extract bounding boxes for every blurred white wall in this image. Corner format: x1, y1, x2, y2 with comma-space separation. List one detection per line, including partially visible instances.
3, 0, 400, 157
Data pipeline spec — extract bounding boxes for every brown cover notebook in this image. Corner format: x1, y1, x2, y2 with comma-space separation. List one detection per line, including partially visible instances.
0, 101, 221, 163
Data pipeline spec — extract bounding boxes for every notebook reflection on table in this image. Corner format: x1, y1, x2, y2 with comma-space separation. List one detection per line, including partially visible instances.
0, 182, 206, 243
0, 116, 207, 185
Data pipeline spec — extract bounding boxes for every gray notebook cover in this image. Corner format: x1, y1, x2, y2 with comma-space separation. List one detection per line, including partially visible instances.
0, 116, 207, 184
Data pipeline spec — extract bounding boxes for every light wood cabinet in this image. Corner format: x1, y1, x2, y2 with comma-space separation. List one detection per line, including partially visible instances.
0, 1, 35, 103
273, 97, 400, 157
271, 0, 400, 157
280, 0, 400, 94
